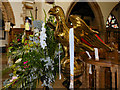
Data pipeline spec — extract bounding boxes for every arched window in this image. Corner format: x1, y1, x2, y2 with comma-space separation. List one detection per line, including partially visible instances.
106, 14, 119, 28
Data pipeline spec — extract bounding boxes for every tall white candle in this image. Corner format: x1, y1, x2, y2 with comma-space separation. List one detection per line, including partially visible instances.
94, 48, 99, 61
89, 64, 92, 74
59, 43, 61, 80
69, 28, 74, 89
86, 51, 92, 59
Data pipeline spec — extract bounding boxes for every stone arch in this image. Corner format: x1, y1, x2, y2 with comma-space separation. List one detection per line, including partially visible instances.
66, 1, 105, 39
1, 1, 15, 25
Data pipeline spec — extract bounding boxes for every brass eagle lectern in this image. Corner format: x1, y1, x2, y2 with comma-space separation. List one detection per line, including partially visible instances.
48, 6, 113, 88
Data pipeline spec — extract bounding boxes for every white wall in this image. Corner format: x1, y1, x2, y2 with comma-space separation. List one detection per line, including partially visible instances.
34, 2, 72, 22
39, 2, 119, 26
10, 2, 24, 28
9, 1, 119, 28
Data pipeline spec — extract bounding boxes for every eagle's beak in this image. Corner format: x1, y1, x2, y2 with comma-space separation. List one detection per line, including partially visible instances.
48, 8, 54, 15
48, 9, 52, 14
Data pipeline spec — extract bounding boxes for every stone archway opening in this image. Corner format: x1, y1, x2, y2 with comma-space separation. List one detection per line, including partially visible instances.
1, 1, 15, 25
66, 2, 105, 40
0, 1, 15, 52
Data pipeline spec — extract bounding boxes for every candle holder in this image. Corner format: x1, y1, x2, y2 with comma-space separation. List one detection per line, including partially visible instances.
61, 57, 84, 89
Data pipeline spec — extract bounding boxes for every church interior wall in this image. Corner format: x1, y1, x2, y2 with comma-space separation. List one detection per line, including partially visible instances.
9, 1, 119, 28
97, 2, 118, 24
1, 1, 119, 47
9, 2, 24, 28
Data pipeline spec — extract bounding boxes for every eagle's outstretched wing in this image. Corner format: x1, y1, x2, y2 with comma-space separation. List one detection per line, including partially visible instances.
69, 15, 113, 51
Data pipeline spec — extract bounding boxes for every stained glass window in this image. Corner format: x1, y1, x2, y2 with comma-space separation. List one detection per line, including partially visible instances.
106, 14, 119, 28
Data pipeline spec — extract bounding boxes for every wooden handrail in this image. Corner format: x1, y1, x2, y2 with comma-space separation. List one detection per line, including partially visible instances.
83, 52, 119, 89
84, 59, 119, 68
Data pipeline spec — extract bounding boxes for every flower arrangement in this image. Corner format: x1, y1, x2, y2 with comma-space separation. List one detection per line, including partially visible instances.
2, 13, 64, 89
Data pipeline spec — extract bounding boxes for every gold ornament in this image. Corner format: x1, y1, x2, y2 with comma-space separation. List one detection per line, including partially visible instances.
48, 6, 113, 88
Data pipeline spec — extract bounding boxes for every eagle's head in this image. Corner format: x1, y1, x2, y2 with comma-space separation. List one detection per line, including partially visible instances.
48, 6, 64, 16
